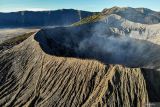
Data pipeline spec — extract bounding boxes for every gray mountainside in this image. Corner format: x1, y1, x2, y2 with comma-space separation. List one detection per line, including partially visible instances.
102, 6, 160, 24
0, 7, 160, 107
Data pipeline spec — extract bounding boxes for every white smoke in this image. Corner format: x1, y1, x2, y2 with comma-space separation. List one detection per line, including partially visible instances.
37, 23, 160, 69
78, 10, 82, 21
76, 23, 160, 68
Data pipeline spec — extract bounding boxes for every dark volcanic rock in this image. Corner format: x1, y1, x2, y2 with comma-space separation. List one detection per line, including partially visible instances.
142, 69, 160, 102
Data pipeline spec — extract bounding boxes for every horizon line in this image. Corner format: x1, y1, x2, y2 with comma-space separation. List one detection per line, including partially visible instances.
0, 6, 159, 13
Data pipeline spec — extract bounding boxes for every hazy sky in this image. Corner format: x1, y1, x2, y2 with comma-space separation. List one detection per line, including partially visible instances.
0, 0, 160, 12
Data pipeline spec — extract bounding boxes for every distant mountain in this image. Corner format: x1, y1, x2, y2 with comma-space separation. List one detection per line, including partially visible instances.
1, 7, 159, 28
102, 7, 160, 24
73, 7, 160, 45
73, 7, 160, 26
0, 9, 94, 28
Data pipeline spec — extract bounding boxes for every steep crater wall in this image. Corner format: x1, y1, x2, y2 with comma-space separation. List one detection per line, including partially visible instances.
33, 26, 160, 103
35, 25, 160, 69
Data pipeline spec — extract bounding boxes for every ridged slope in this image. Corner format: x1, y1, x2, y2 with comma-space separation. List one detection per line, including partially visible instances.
0, 32, 148, 107
102, 7, 160, 24
72, 13, 160, 46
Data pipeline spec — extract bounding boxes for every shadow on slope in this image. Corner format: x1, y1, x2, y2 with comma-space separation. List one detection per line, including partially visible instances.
141, 68, 160, 102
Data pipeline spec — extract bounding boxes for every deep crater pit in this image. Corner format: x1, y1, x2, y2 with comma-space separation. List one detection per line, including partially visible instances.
35, 26, 160, 69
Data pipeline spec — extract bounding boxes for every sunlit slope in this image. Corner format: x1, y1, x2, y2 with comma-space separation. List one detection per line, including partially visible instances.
0, 31, 148, 107
72, 13, 160, 45
73, 6, 160, 26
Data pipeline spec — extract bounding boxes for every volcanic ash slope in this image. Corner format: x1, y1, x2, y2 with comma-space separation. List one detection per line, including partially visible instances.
0, 30, 148, 107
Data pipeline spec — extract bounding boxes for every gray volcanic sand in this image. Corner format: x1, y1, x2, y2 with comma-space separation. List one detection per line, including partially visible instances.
0, 28, 39, 43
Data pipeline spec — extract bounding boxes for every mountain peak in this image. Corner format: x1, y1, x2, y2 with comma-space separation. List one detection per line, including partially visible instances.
101, 6, 132, 15
100, 6, 160, 24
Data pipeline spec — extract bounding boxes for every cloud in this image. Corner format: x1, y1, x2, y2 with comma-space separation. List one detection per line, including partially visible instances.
0, 8, 51, 12
21, 8, 51, 11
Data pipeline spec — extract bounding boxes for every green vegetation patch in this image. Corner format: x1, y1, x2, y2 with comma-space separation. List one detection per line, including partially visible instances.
71, 13, 105, 26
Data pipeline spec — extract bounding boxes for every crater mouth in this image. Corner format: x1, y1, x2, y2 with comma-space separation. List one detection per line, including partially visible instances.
34, 26, 160, 69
